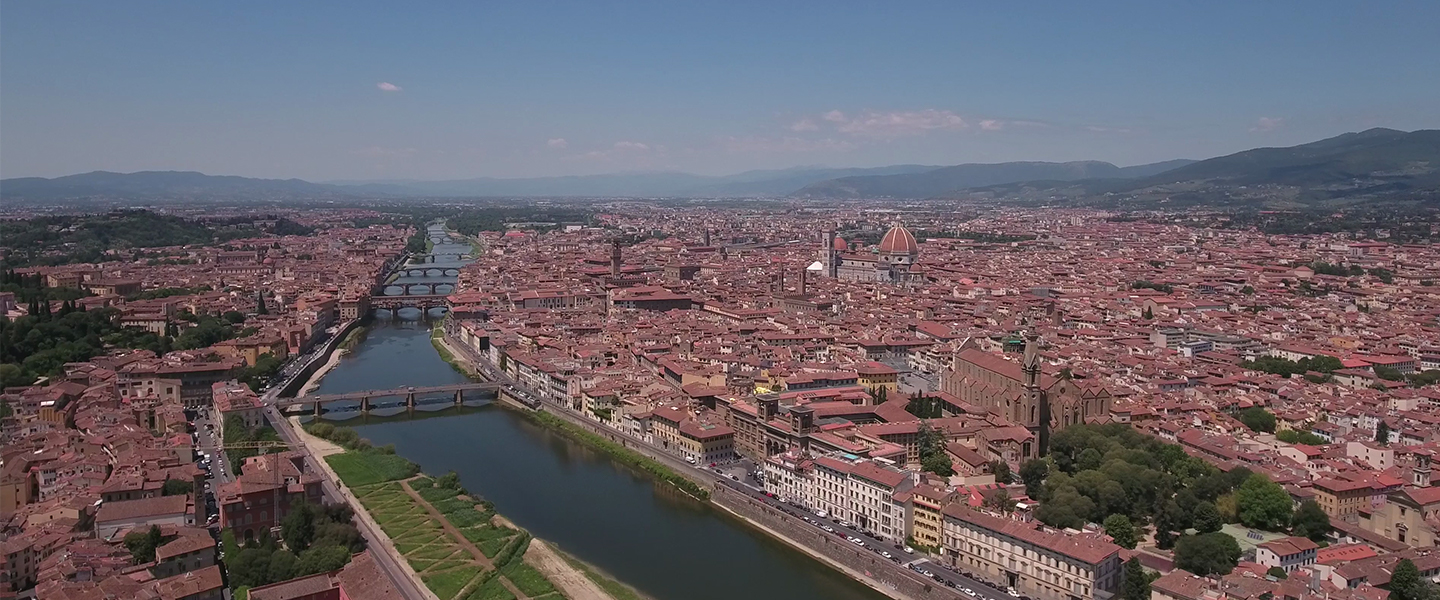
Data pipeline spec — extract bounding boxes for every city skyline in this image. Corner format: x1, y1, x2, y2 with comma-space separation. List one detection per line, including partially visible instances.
4, 1, 1439, 181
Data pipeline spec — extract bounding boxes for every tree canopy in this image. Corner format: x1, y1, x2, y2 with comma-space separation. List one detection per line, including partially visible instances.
1237, 473, 1293, 531
1238, 407, 1277, 433
1035, 424, 1251, 532
1174, 532, 1242, 576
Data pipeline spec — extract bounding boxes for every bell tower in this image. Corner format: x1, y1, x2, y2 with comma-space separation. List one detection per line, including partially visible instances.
1023, 332, 1050, 456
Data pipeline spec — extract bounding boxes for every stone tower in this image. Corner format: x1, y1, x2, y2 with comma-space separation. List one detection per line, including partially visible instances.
1023, 332, 1050, 456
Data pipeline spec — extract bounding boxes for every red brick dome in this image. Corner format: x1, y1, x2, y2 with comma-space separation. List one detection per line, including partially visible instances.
878, 225, 918, 255
833, 236, 848, 251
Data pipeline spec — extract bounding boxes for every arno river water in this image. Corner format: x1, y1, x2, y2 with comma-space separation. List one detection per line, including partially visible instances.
307, 227, 889, 600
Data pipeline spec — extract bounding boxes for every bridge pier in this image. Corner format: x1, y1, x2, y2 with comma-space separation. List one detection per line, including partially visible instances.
360, 396, 370, 415
454, 390, 463, 407
406, 392, 416, 412
314, 401, 323, 418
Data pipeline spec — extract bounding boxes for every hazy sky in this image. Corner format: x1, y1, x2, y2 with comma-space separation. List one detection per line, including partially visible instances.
3, 1, 1438, 181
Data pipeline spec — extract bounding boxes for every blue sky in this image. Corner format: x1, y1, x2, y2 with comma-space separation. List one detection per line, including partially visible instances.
3, 1, 1438, 180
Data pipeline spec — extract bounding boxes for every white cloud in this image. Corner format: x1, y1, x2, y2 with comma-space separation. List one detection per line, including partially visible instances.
376, 82, 402, 92
546, 138, 569, 149
979, 119, 1004, 131
1251, 117, 1285, 132
817, 109, 969, 138
789, 118, 818, 132
566, 140, 661, 162
611, 141, 650, 152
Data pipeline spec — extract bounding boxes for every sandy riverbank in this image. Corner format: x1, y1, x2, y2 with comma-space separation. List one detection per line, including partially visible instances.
488, 516, 617, 600
298, 347, 348, 397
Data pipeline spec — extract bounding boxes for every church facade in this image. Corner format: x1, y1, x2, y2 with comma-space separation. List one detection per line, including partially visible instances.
939, 338, 1111, 458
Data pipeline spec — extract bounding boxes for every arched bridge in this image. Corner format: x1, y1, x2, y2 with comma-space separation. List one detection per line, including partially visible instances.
410, 253, 470, 264
275, 382, 503, 416
381, 282, 453, 295
371, 294, 451, 311
398, 267, 461, 277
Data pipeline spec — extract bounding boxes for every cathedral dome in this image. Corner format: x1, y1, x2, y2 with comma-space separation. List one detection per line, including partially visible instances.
878, 225, 918, 255
833, 236, 848, 251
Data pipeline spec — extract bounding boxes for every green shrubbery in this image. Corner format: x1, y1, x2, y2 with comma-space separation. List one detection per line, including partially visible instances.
526, 410, 710, 500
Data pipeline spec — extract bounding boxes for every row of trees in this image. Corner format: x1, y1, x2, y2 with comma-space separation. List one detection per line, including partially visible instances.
1242, 355, 1344, 378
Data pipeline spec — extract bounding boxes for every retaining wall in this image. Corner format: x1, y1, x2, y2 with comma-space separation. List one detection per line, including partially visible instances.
713, 485, 969, 600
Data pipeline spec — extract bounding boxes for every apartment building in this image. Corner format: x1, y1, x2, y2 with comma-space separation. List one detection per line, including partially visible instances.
940, 505, 1122, 600
764, 451, 915, 541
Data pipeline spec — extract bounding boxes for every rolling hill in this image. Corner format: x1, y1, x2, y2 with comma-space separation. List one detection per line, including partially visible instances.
794, 160, 1195, 198
0, 170, 347, 201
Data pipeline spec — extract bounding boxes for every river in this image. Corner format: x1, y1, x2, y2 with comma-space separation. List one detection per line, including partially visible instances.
310, 226, 889, 600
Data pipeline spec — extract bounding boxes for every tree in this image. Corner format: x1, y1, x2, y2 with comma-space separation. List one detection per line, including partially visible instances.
1376, 366, 1405, 382
1174, 532, 1242, 576
267, 550, 298, 583
1390, 559, 1425, 600
1020, 459, 1049, 497
1238, 407, 1277, 433
1276, 429, 1328, 446
1237, 473, 1293, 531
161, 479, 193, 496
1104, 514, 1139, 549
282, 502, 318, 552
1376, 421, 1392, 445
123, 525, 165, 563
296, 544, 351, 576
436, 471, 463, 490
989, 460, 1013, 484
917, 422, 954, 477
1154, 499, 1187, 550
1122, 557, 1154, 600
228, 547, 272, 588
1291, 500, 1331, 542
1193, 500, 1223, 534
1267, 567, 1289, 580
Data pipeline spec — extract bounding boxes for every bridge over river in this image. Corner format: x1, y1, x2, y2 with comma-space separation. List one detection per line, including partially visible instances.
275, 382, 503, 416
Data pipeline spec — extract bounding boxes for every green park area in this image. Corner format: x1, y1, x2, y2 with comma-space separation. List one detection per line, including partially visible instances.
326, 450, 567, 600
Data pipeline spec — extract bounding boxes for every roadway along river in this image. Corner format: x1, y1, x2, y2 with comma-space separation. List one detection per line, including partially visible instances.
309, 233, 891, 600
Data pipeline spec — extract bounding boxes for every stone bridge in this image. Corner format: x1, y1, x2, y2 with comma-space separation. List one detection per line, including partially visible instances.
370, 294, 451, 311
275, 382, 502, 415
397, 267, 462, 278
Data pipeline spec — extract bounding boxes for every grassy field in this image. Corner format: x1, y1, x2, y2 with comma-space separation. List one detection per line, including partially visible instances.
341, 471, 566, 600
326, 450, 420, 487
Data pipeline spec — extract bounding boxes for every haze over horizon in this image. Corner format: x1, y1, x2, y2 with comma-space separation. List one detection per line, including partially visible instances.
4, 1, 1439, 182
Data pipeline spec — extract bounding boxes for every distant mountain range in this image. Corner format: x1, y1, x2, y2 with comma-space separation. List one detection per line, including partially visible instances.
793, 159, 1196, 198
329, 164, 943, 197
0, 170, 344, 201
3, 128, 1435, 203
